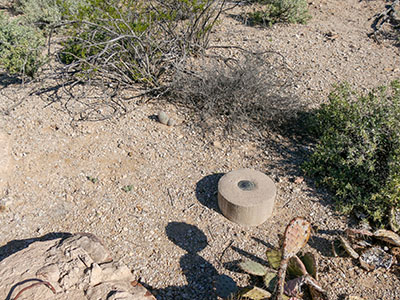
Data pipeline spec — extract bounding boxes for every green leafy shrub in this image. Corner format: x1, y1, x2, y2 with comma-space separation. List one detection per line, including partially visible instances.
303, 81, 400, 226
15, 0, 63, 27
247, 0, 311, 26
14, 0, 88, 28
0, 13, 45, 77
59, 0, 223, 87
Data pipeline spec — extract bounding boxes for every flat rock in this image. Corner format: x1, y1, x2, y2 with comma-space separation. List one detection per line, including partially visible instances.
0, 233, 156, 300
359, 246, 393, 271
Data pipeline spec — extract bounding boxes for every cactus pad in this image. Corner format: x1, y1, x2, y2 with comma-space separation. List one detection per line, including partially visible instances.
263, 272, 278, 292
282, 217, 312, 259
239, 260, 268, 276
301, 252, 318, 279
287, 256, 307, 278
373, 229, 400, 247
238, 286, 271, 300
266, 249, 281, 270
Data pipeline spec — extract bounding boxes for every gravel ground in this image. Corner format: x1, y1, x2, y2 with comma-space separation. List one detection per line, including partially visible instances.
1, 0, 400, 299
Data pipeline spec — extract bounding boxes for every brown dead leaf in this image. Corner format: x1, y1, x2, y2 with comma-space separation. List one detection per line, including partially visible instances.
294, 177, 304, 184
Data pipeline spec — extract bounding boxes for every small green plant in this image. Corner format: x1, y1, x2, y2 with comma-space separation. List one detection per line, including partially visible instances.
247, 0, 311, 26
122, 185, 133, 192
86, 176, 98, 183
303, 81, 400, 226
0, 12, 45, 78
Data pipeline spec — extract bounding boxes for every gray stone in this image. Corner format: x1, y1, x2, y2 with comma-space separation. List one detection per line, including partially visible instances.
157, 111, 169, 125
60, 233, 113, 264
167, 118, 175, 126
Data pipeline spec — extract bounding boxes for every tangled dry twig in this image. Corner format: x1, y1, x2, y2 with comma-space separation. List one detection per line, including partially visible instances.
168, 49, 302, 141
370, 0, 400, 43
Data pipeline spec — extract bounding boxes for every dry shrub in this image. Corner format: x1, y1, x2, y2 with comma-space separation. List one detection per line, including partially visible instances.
59, 0, 224, 88
168, 51, 303, 139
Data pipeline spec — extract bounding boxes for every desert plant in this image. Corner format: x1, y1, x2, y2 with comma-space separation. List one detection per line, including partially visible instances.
303, 81, 400, 226
168, 52, 300, 139
229, 218, 326, 300
0, 12, 45, 78
370, 0, 400, 45
14, 0, 63, 27
14, 0, 88, 28
156, 0, 214, 20
58, 0, 224, 87
247, 0, 311, 26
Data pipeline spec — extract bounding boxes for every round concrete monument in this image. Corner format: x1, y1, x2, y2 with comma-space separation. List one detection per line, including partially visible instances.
218, 168, 276, 226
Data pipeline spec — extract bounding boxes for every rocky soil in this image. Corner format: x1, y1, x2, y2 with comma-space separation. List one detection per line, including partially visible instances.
1, 0, 400, 299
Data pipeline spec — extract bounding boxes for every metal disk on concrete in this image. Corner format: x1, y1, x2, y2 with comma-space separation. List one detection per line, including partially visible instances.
218, 168, 276, 226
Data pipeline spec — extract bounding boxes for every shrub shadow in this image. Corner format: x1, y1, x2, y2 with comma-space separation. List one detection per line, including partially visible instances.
227, 13, 271, 28
251, 236, 275, 249
0, 232, 72, 262
33, 79, 128, 122
0, 73, 22, 90
307, 235, 335, 258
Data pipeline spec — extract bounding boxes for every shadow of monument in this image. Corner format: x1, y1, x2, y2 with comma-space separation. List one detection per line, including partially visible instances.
195, 173, 225, 213
150, 222, 237, 300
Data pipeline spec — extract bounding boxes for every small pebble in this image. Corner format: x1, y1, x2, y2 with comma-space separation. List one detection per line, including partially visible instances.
167, 118, 175, 126
0, 197, 13, 208
158, 111, 169, 125
213, 140, 223, 149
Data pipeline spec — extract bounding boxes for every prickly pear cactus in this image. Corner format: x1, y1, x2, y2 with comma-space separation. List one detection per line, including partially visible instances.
238, 286, 271, 300
282, 217, 312, 259
263, 272, 278, 292
275, 217, 312, 300
239, 260, 269, 276
266, 249, 282, 270
287, 256, 307, 278
232, 218, 316, 300
300, 252, 318, 279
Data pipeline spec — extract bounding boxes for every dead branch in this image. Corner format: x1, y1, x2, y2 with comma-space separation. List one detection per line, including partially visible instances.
12, 280, 56, 300
54, 0, 225, 90
370, 0, 400, 42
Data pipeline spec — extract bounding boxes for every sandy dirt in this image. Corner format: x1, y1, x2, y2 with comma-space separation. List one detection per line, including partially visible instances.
1, 0, 400, 299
